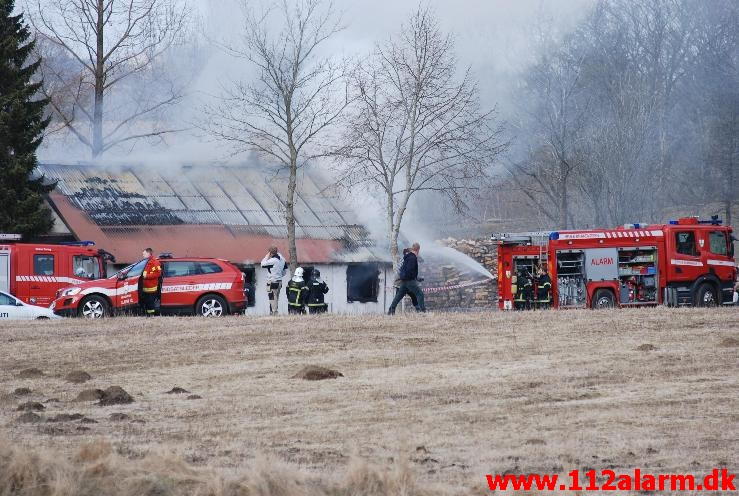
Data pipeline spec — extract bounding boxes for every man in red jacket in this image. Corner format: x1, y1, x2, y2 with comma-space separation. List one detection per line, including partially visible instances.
140, 248, 162, 316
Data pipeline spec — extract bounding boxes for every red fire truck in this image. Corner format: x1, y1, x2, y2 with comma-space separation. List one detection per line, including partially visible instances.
494, 217, 736, 310
0, 234, 111, 307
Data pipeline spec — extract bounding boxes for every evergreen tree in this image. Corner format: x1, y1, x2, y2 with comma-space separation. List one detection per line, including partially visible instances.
0, 0, 53, 239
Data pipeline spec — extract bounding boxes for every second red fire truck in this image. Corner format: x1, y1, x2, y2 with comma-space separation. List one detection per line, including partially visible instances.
495, 217, 736, 309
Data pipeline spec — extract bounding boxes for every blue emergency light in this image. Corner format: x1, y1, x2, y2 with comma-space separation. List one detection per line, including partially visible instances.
59, 240, 96, 246
549, 232, 560, 240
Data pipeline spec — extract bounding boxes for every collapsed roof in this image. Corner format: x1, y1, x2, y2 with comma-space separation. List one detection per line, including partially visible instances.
40, 162, 389, 265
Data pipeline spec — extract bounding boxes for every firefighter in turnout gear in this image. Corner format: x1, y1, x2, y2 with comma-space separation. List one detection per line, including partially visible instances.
140, 248, 162, 316
306, 269, 329, 314
286, 267, 309, 315
535, 266, 552, 309
514, 267, 533, 310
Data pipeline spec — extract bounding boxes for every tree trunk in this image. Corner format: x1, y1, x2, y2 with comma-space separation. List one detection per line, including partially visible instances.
286, 151, 298, 272
92, 0, 104, 158
559, 167, 569, 229
387, 192, 399, 270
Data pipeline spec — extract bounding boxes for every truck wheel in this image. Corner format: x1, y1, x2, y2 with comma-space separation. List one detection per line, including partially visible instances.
78, 295, 109, 319
592, 289, 616, 309
196, 294, 227, 317
694, 283, 718, 307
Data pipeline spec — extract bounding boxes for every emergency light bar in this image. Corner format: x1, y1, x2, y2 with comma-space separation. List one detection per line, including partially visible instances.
159, 252, 174, 259
0, 233, 22, 240
59, 240, 96, 246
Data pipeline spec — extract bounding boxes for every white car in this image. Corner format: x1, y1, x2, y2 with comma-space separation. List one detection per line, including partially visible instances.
0, 291, 61, 320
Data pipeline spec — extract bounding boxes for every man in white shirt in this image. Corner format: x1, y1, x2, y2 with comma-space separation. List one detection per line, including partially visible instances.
261, 246, 287, 315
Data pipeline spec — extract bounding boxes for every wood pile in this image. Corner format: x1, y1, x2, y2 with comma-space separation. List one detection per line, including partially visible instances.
420, 238, 499, 311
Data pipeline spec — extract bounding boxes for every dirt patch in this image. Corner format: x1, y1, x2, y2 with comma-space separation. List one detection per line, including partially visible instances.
13, 387, 32, 396
187, 395, 202, 400
636, 343, 657, 351
65, 370, 92, 383
109, 413, 130, 421
165, 387, 189, 394
17, 402, 45, 412
291, 365, 343, 381
48, 413, 84, 422
719, 337, 739, 348
18, 368, 44, 379
17, 412, 42, 423
74, 389, 105, 402
98, 386, 133, 406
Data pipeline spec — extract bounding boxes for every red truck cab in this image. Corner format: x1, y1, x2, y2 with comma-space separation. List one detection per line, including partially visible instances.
0, 239, 108, 307
51, 257, 247, 318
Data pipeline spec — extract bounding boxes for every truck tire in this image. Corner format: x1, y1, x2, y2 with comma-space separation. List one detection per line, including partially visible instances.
78, 295, 110, 319
592, 289, 616, 309
694, 283, 718, 307
195, 294, 228, 317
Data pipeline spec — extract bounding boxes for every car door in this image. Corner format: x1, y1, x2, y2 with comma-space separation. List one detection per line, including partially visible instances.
0, 292, 30, 319
29, 251, 57, 307
161, 261, 200, 310
115, 259, 147, 310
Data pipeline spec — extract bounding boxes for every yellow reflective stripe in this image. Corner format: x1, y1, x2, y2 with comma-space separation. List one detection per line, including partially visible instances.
142, 287, 158, 293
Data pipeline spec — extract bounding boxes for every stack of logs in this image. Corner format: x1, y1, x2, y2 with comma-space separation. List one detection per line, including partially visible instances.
421, 238, 499, 311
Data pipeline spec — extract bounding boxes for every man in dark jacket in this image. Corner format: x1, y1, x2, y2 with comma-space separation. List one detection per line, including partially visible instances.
387, 242, 426, 314
307, 269, 329, 314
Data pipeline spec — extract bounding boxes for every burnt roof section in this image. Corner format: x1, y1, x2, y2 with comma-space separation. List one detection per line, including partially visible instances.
40, 162, 389, 264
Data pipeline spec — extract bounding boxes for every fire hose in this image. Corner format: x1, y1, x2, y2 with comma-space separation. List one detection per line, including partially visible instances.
387, 278, 496, 294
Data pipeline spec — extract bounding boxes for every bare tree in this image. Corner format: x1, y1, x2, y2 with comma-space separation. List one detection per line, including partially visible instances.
335, 7, 504, 266
203, 0, 348, 271
27, 0, 189, 157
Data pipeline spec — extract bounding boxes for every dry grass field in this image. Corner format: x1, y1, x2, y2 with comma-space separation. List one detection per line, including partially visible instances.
0, 308, 738, 495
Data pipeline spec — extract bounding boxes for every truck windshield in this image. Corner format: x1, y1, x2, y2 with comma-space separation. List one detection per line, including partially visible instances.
73, 256, 102, 279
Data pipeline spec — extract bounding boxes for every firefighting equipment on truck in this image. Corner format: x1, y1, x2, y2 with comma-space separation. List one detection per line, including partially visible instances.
286, 267, 308, 314
306, 269, 329, 314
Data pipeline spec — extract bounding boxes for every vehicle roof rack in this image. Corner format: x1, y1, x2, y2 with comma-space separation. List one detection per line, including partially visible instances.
0, 233, 22, 241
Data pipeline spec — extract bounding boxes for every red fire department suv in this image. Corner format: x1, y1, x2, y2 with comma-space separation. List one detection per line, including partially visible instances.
51, 257, 247, 318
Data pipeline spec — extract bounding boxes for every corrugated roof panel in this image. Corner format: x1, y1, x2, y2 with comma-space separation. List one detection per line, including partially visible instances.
152, 196, 186, 210
166, 178, 200, 196
206, 195, 239, 211
176, 210, 221, 224
238, 209, 273, 225
180, 196, 211, 210
216, 210, 249, 225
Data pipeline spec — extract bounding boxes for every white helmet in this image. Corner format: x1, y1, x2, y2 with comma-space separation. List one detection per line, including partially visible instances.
75, 267, 87, 277
294, 267, 304, 278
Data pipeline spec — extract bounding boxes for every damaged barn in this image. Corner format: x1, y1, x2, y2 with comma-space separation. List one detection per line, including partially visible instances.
39, 162, 393, 315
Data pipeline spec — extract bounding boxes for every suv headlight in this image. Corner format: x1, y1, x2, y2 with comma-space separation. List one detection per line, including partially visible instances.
62, 287, 82, 297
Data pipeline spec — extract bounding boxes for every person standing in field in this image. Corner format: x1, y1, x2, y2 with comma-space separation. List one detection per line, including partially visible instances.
387, 242, 426, 314
261, 246, 286, 315
140, 248, 162, 316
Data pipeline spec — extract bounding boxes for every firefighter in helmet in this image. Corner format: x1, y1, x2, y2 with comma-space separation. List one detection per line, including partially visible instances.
306, 268, 329, 314
514, 266, 533, 310
140, 248, 162, 316
535, 265, 552, 309
286, 267, 309, 314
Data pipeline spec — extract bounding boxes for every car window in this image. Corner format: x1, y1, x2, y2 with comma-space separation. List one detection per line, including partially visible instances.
197, 262, 223, 274
163, 261, 198, 278
675, 231, 698, 256
122, 259, 148, 279
73, 256, 101, 279
708, 231, 728, 256
34, 254, 54, 275
0, 293, 16, 305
